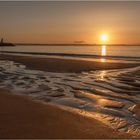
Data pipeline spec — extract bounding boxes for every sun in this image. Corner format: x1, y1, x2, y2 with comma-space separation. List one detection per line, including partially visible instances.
101, 34, 108, 41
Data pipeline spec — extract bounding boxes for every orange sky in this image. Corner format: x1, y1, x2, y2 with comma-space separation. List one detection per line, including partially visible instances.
0, 1, 140, 44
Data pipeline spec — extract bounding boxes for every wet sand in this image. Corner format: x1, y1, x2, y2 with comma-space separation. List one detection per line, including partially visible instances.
0, 89, 133, 138
0, 54, 139, 73
0, 54, 139, 138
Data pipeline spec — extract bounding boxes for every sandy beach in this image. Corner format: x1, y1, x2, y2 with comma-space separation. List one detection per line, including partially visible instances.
0, 88, 133, 138
0, 54, 139, 138
0, 54, 139, 73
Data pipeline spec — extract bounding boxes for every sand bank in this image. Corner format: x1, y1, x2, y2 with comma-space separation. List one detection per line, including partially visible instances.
0, 54, 139, 73
0, 89, 133, 138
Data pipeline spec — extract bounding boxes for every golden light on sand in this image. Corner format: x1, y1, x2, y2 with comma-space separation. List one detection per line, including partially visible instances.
101, 45, 106, 56
98, 70, 106, 80
100, 58, 106, 62
101, 34, 108, 41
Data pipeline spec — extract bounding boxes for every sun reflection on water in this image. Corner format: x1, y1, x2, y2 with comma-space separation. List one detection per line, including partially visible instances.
100, 45, 107, 62
101, 45, 106, 56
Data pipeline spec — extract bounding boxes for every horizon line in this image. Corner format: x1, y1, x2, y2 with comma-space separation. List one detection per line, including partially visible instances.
14, 43, 140, 46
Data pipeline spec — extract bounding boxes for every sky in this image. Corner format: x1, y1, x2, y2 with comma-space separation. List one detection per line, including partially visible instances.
0, 1, 140, 44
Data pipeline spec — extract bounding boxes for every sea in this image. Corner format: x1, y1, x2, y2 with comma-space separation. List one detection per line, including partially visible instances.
0, 45, 140, 137
1, 45, 140, 58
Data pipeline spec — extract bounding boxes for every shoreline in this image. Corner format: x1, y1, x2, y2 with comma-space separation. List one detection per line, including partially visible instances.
0, 88, 134, 138
2, 50, 140, 60
0, 54, 140, 138
0, 54, 139, 73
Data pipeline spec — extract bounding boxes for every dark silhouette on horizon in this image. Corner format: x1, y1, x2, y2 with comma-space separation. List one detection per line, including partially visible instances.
0, 38, 15, 46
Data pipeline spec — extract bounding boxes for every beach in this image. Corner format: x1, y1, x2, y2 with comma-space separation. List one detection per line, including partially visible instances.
0, 54, 140, 138
1, 0, 140, 139
0, 88, 132, 138
0, 54, 139, 73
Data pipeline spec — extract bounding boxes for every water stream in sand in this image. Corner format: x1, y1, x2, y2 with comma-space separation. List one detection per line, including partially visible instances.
0, 60, 140, 136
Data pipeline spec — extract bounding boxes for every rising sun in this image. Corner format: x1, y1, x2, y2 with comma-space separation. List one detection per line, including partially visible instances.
101, 34, 108, 41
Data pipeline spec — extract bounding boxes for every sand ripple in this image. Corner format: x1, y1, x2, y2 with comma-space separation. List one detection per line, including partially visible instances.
0, 60, 140, 136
